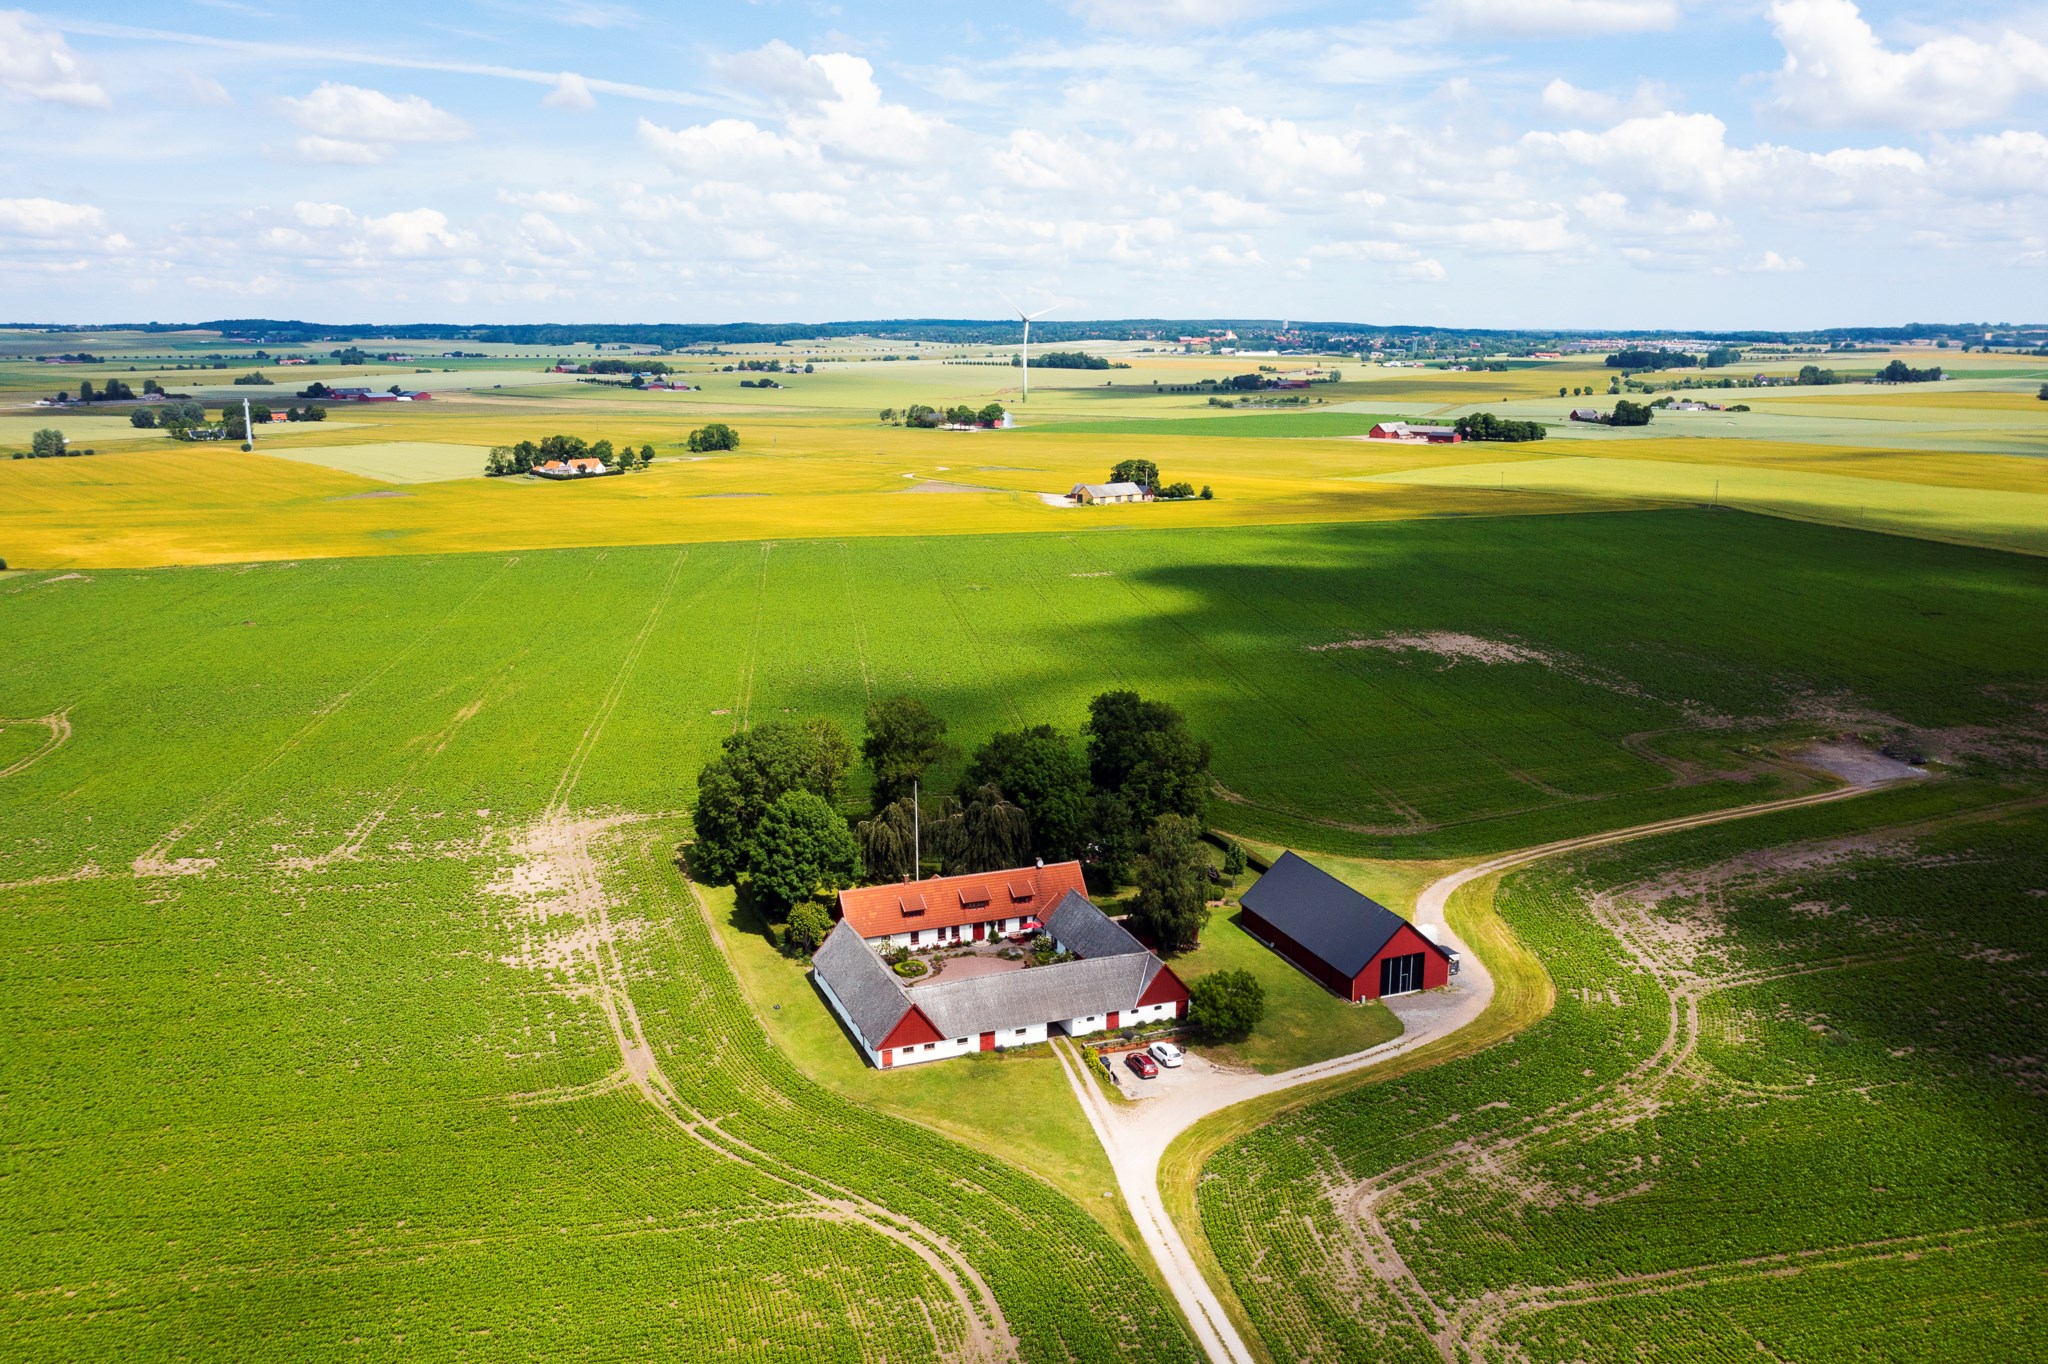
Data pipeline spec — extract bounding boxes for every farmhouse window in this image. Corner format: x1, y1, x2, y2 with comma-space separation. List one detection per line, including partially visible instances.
1379, 951, 1426, 997
910, 931, 920, 945
1014, 1028, 1027, 1036
923, 1043, 935, 1051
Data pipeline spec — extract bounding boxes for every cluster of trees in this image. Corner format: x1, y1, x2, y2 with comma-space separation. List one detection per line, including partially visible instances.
1021, 352, 1127, 370
882, 403, 1007, 428
1453, 413, 1548, 442
328, 348, 369, 365
1606, 349, 1697, 370
1608, 398, 1654, 427
1703, 346, 1743, 367
692, 689, 1218, 955
722, 359, 812, 373
1795, 364, 1843, 385
232, 371, 273, 386
581, 359, 672, 375
688, 423, 739, 452
485, 435, 657, 475
20, 428, 83, 458
57, 378, 146, 404
1106, 458, 1204, 499
1876, 359, 1943, 383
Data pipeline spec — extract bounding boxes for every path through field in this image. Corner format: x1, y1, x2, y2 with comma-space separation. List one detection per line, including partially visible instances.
1060, 774, 1910, 1364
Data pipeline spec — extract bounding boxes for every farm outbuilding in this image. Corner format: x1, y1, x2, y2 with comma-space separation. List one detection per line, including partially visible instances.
1070, 481, 1146, 504
1238, 851, 1454, 1002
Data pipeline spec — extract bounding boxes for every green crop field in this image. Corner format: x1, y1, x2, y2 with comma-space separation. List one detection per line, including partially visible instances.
1196, 780, 2048, 1362
4, 509, 2046, 1361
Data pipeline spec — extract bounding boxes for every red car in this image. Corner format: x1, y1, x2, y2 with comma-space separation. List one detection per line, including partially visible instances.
1125, 1051, 1160, 1079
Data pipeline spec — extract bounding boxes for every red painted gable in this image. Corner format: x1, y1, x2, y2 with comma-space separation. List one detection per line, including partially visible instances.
1138, 963, 1190, 1008
878, 1004, 944, 1051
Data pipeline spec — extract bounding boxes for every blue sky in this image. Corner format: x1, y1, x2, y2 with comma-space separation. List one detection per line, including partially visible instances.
2, 1, 2044, 327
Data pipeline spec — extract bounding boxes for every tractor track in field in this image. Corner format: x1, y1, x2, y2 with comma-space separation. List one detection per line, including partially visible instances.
134, 558, 516, 875
1323, 783, 2005, 1364
497, 555, 1018, 1364
1080, 777, 1917, 1364
0, 708, 71, 779
1449, 1218, 2047, 1359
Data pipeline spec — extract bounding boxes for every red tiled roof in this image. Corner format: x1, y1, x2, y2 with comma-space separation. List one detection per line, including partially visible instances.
838, 860, 1087, 938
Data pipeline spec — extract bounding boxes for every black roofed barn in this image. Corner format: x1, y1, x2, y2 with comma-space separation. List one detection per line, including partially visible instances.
1238, 851, 1454, 1002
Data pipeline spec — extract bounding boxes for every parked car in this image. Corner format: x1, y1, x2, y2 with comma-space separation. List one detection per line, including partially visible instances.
1125, 1051, 1160, 1079
1149, 1041, 1184, 1068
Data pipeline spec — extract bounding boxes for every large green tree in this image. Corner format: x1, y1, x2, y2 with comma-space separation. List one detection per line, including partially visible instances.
854, 797, 918, 881
1187, 969, 1265, 1040
30, 428, 65, 458
1084, 690, 1212, 826
1110, 458, 1159, 488
1128, 814, 1211, 952
931, 783, 1032, 875
862, 695, 950, 808
961, 725, 1091, 860
749, 791, 862, 914
690, 719, 853, 883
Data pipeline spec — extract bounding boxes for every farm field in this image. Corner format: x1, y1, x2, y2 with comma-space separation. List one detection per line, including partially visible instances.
7, 331, 2046, 570
3, 509, 2046, 1364
1195, 779, 2048, 1362
1373, 453, 2048, 554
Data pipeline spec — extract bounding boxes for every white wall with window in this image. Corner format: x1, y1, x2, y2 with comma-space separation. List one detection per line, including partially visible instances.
881, 1035, 978, 1067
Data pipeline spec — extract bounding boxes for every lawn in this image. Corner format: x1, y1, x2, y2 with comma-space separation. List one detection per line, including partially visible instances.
1167, 907, 1403, 1073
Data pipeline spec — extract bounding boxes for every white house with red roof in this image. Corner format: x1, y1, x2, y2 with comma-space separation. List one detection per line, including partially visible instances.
816, 867, 1189, 1069
836, 859, 1088, 950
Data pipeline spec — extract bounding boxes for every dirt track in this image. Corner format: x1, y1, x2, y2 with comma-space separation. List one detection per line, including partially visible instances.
1060, 770, 1911, 1364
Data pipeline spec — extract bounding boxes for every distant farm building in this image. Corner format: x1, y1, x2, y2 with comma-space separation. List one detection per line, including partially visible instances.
1569, 408, 1605, 423
1238, 852, 1456, 1002
815, 872, 1188, 1069
533, 457, 610, 479
1367, 421, 1461, 443
1070, 481, 1147, 504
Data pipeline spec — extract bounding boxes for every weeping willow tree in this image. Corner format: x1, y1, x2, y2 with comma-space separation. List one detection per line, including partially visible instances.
931, 784, 1032, 875
855, 798, 919, 881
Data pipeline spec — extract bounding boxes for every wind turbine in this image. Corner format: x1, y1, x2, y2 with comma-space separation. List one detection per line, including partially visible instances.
1002, 294, 1058, 403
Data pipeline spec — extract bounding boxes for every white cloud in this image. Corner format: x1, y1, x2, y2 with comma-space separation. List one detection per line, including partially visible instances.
1422, 214, 1582, 254
721, 39, 839, 103
638, 116, 816, 171
0, 197, 105, 236
543, 72, 596, 112
1524, 111, 1929, 206
1538, 78, 1667, 124
280, 83, 469, 142
183, 73, 233, 107
1934, 130, 2048, 195
0, 10, 110, 107
362, 207, 466, 256
785, 53, 939, 161
293, 201, 354, 228
1743, 250, 1805, 272
993, 130, 1118, 192
1311, 238, 1421, 262
1397, 258, 1447, 281
1437, 0, 1679, 39
500, 189, 597, 214
294, 135, 384, 165
1766, 0, 2048, 129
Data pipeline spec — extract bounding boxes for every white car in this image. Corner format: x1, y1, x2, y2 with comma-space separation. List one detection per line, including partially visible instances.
1148, 1041, 1184, 1068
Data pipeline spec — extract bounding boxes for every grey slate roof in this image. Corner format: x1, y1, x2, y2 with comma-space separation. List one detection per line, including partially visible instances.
1239, 850, 1450, 979
1045, 889, 1146, 959
812, 893, 1165, 1046
813, 920, 912, 1047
